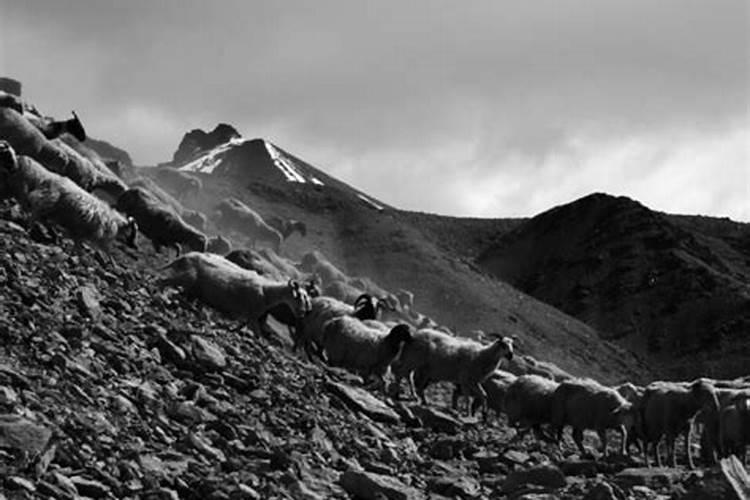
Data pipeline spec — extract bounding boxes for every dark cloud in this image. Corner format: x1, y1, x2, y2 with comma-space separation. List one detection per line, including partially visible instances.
3, 0, 748, 218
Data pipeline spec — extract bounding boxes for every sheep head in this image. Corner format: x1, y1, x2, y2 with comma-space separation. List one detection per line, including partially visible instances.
690, 379, 720, 413
288, 279, 312, 318
353, 293, 378, 320
0, 140, 17, 171
487, 334, 514, 361
304, 279, 321, 298
68, 110, 87, 142
118, 217, 139, 249
613, 401, 636, 429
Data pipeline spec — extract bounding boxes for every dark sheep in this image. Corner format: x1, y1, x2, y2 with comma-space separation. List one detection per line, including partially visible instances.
116, 187, 206, 256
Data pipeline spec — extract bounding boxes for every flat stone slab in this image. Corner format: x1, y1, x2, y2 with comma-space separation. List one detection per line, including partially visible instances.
326, 381, 400, 424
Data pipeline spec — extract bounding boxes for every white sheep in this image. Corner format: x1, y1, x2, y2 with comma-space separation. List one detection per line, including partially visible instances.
299, 251, 349, 284
56, 135, 128, 202
16, 160, 138, 257
504, 374, 560, 442
614, 382, 646, 455
182, 210, 208, 232
206, 235, 232, 255
129, 176, 185, 214
551, 378, 635, 457
390, 328, 514, 415
268, 216, 307, 240
225, 248, 287, 281
215, 198, 282, 253
395, 288, 415, 311
505, 355, 574, 382
639, 379, 721, 468
453, 369, 517, 420
0, 108, 71, 174
320, 317, 412, 390
258, 247, 306, 281
153, 167, 202, 201
296, 294, 383, 361
158, 252, 312, 337
1, 151, 62, 205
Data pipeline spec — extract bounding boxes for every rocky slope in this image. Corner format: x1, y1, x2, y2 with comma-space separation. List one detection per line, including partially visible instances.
0, 203, 739, 500
139, 136, 651, 385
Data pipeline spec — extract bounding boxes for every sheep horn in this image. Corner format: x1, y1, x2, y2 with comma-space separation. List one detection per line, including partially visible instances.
354, 293, 373, 308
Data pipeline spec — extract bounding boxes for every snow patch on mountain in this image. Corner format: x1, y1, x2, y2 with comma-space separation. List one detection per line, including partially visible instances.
264, 141, 309, 184
180, 137, 248, 174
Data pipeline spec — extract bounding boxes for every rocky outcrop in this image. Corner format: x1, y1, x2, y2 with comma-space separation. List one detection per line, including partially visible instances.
171, 123, 241, 165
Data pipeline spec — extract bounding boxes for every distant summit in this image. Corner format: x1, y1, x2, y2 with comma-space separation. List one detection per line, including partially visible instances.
172, 123, 241, 165
175, 133, 387, 211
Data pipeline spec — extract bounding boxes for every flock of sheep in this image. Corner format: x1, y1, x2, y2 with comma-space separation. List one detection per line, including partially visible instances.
2, 93, 750, 473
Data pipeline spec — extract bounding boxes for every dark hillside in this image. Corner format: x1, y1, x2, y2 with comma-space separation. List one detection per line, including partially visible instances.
476, 193, 750, 379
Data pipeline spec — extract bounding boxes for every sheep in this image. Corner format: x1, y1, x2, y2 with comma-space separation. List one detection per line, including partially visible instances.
158, 251, 312, 336
0, 91, 24, 113
116, 187, 206, 256
324, 279, 367, 304
153, 167, 202, 201
320, 317, 412, 390
52, 137, 128, 202
258, 247, 306, 280
639, 379, 721, 468
614, 382, 646, 455
295, 294, 384, 361
504, 355, 574, 382
129, 176, 185, 214
299, 251, 348, 284
268, 216, 307, 240
0, 108, 69, 171
0, 93, 85, 141
454, 369, 517, 420
206, 235, 232, 255
181, 210, 207, 232
257, 279, 321, 341
395, 289, 415, 311
0, 150, 62, 204
551, 379, 635, 457
390, 328, 514, 415
697, 384, 750, 464
5, 155, 138, 257
719, 397, 750, 463
26, 110, 86, 141
504, 374, 560, 442
225, 248, 286, 281
214, 198, 282, 253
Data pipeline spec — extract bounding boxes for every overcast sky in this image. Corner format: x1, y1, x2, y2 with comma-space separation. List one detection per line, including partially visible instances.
2, 1, 748, 220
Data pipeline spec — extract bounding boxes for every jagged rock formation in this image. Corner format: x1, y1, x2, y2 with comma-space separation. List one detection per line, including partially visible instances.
171, 123, 241, 165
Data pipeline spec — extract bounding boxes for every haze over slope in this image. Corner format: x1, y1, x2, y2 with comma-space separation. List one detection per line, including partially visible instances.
138, 126, 657, 384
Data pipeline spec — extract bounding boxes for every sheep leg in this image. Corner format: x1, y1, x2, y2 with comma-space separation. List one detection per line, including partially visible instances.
618, 425, 627, 457
413, 371, 430, 405
666, 434, 677, 468
685, 428, 695, 469
467, 383, 487, 418
572, 428, 587, 457
451, 385, 461, 411
597, 428, 609, 457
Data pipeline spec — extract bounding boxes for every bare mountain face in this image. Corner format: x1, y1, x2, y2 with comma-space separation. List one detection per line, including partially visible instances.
158, 129, 652, 384
476, 193, 750, 379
